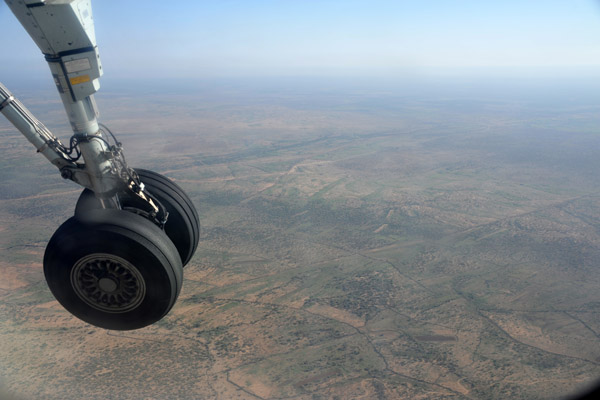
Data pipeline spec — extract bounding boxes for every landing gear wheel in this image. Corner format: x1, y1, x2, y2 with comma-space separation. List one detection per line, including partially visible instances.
75, 168, 200, 266
44, 209, 183, 330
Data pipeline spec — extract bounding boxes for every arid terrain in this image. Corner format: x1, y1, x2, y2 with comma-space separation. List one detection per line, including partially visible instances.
1, 77, 599, 399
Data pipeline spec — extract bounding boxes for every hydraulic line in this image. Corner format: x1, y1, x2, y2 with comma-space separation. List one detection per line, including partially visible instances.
0, 82, 74, 168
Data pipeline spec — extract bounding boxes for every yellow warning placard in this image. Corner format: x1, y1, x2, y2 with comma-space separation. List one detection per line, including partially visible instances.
70, 75, 90, 85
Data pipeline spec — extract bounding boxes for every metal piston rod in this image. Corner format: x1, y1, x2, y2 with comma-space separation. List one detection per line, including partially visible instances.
0, 82, 74, 170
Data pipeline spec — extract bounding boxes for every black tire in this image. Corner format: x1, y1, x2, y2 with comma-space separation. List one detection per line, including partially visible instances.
44, 209, 183, 330
75, 168, 200, 266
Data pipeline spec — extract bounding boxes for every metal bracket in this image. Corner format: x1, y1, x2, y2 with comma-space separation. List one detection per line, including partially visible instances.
0, 95, 15, 112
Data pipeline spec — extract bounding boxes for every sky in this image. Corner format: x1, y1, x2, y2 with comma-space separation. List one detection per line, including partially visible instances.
1, 0, 600, 80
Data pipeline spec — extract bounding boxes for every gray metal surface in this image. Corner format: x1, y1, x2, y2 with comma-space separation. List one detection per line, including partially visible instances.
6, 0, 103, 103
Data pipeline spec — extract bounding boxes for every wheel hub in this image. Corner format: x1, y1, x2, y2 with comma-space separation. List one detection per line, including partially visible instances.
71, 253, 146, 313
98, 277, 118, 292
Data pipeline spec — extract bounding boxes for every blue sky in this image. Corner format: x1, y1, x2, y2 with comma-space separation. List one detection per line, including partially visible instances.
1, 0, 600, 79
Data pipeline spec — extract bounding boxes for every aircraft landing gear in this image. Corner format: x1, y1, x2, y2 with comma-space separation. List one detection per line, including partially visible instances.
44, 209, 183, 330
2, 2, 201, 330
